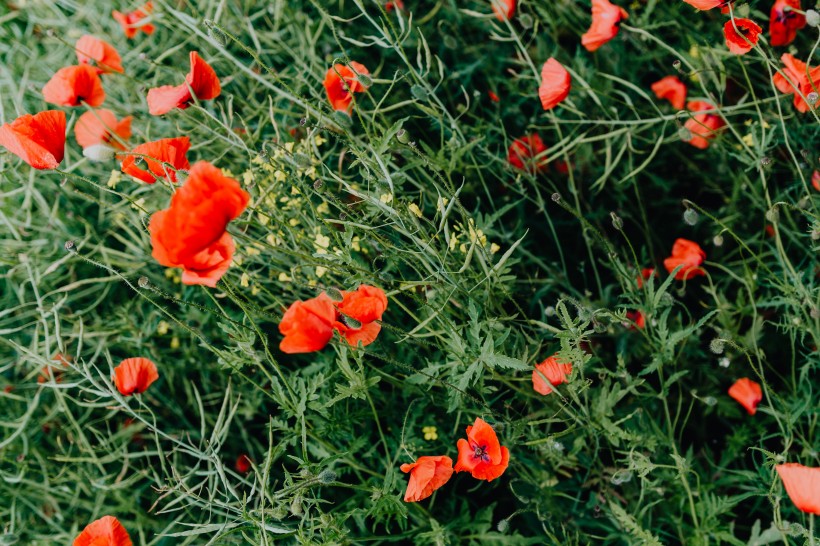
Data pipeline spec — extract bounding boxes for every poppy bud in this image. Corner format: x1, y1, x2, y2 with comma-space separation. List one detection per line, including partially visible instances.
83, 144, 117, 162
807, 9, 820, 27
683, 208, 698, 225
333, 110, 353, 128
318, 469, 337, 483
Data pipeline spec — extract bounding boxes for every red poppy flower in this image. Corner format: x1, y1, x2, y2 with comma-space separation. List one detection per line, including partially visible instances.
488, 90, 500, 102
73, 515, 133, 546
776, 463, 820, 515
727, 377, 762, 415
812, 170, 820, 191
334, 285, 388, 347
650, 76, 687, 110
0, 110, 66, 170
112, 2, 155, 39
147, 52, 221, 115
507, 134, 548, 173
74, 110, 132, 151
120, 137, 190, 184
539, 57, 571, 110
235, 454, 252, 474
75, 35, 124, 74
773, 53, 820, 113
532, 355, 572, 395
385, 0, 404, 11
400, 455, 454, 502
626, 310, 646, 329
724, 18, 762, 54
683, 100, 725, 149
279, 293, 338, 353
682, 0, 730, 9
324, 62, 370, 113
149, 161, 250, 287
113, 357, 159, 395
42, 65, 105, 107
663, 238, 706, 280
581, 0, 628, 52
770, 0, 806, 47
492, 0, 516, 20
454, 417, 510, 481
636, 267, 656, 288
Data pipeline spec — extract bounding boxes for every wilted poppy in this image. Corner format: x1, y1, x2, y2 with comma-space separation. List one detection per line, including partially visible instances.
75, 35, 124, 74
650, 76, 687, 110
400, 455, 454, 502
334, 285, 388, 347
581, 0, 628, 52
539, 58, 571, 110
507, 134, 548, 173
532, 355, 572, 395
682, 0, 731, 9
724, 18, 762, 54
454, 417, 510, 481
683, 100, 725, 149
491, 0, 516, 20
324, 62, 370, 113
279, 293, 337, 353
812, 170, 820, 191
663, 238, 706, 280
113, 357, 159, 395
75, 109, 132, 151
773, 53, 820, 113
147, 51, 221, 115
727, 377, 762, 415
73, 515, 133, 546
42, 65, 105, 107
149, 161, 250, 287
775, 463, 820, 515
112, 2, 155, 39
770, 0, 806, 47
120, 136, 190, 184
235, 454, 252, 473
0, 110, 66, 170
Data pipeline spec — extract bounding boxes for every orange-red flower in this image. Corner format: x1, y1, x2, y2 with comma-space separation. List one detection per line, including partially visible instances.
507, 134, 548, 173
812, 170, 820, 191
724, 18, 762, 54
0, 110, 66, 170
147, 52, 221, 115
113, 357, 159, 395
149, 161, 250, 287
279, 293, 338, 353
532, 355, 572, 395
663, 238, 706, 280
120, 137, 190, 184
491, 0, 516, 20
324, 62, 370, 113
637, 267, 656, 288
539, 58, 571, 110
770, 0, 806, 47
74, 109, 132, 151
73, 515, 132, 546
400, 455, 454, 502
683, 100, 725, 149
42, 65, 105, 107
682, 0, 731, 9
454, 417, 510, 481
488, 90, 500, 102
773, 53, 820, 113
235, 454, 252, 474
626, 310, 646, 329
775, 463, 820, 515
112, 2, 155, 39
728, 377, 762, 415
651, 76, 687, 110
334, 285, 389, 347
75, 35, 124, 74
385, 0, 405, 12
581, 0, 628, 52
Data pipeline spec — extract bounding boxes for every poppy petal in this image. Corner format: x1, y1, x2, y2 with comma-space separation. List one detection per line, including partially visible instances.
73, 515, 133, 546
0, 110, 66, 170
539, 58, 571, 110
114, 357, 159, 395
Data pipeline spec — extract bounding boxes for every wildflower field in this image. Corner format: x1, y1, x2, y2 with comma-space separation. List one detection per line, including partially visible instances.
1, 0, 819, 543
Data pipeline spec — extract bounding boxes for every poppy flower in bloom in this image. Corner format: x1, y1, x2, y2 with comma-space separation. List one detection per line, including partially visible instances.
120, 137, 190, 184
683, 101, 725, 149
324, 62, 370, 113
149, 161, 250, 287
625, 310, 646, 329
507, 134, 548, 173
279, 293, 337, 354
147, 52, 221, 115
650, 76, 687, 110
724, 18, 762, 55
235, 454, 252, 474
112, 2, 155, 39
385, 0, 404, 11
773, 54, 820, 113
42, 65, 105, 107
75, 35, 124, 74
775, 463, 820, 515
532, 355, 572, 395
113, 357, 159, 395
539, 58, 571, 110
770, 0, 806, 47
812, 170, 820, 191
75, 110, 132, 151
663, 238, 706, 280
73, 515, 133, 546
581, 0, 628, 52
400, 455, 454, 502
334, 285, 389, 347
454, 417, 510, 481
636, 267, 657, 288
0, 110, 66, 170
727, 377, 762, 415
682, 0, 731, 10
491, 0, 516, 20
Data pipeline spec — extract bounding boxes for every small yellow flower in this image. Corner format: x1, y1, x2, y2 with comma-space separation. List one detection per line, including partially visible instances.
351, 236, 361, 252
408, 203, 423, 218
316, 266, 327, 278
316, 201, 330, 215
284, 142, 295, 153
274, 170, 287, 183
741, 133, 754, 147
170, 336, 180, 349
278, 272, 292, 282
422, 426, 438, 441
240, 272, 250, 287
107, 170, 121, 188
288, 218, 300, 227
314, 134, 327, 147
242, 170, 254, 186
380, 193, 393, 204
689, 44, 700, 59
490, 243, 501, 254
251, 285, 261, 296
157, 321, 169, 335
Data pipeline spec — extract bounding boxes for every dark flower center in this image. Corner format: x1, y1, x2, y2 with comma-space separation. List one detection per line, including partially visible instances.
471, 442, 491, 462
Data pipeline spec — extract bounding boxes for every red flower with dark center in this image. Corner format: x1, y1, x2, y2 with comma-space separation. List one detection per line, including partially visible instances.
400, 456, 454, 502
147, 52, 221, 115
0, 110, 66, 170
724, 18, 762, 55
491, 0, 516, 20
728, 377, 762, 414
650, 76, 687, 110
73, 515, 133, 546
113, 357, 159, 395
454, 417, 510, 481
770, 0, 806, 47
324, 62, 370, 113
773, 53, 820, 113
532, 355, 572, 395
581, 0, 628, 52
507, 134, 548, 173
279, 293, 338, 353
112, 2, 155, 39
42, 65, 105, 107
74, 109, 132, 151
121, 137, 190, 184
75, 35, 124, 74
539, 58, 571, 110
663, 238, 706, 280
683, 100, 725, 149
776, 463, 820, 515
